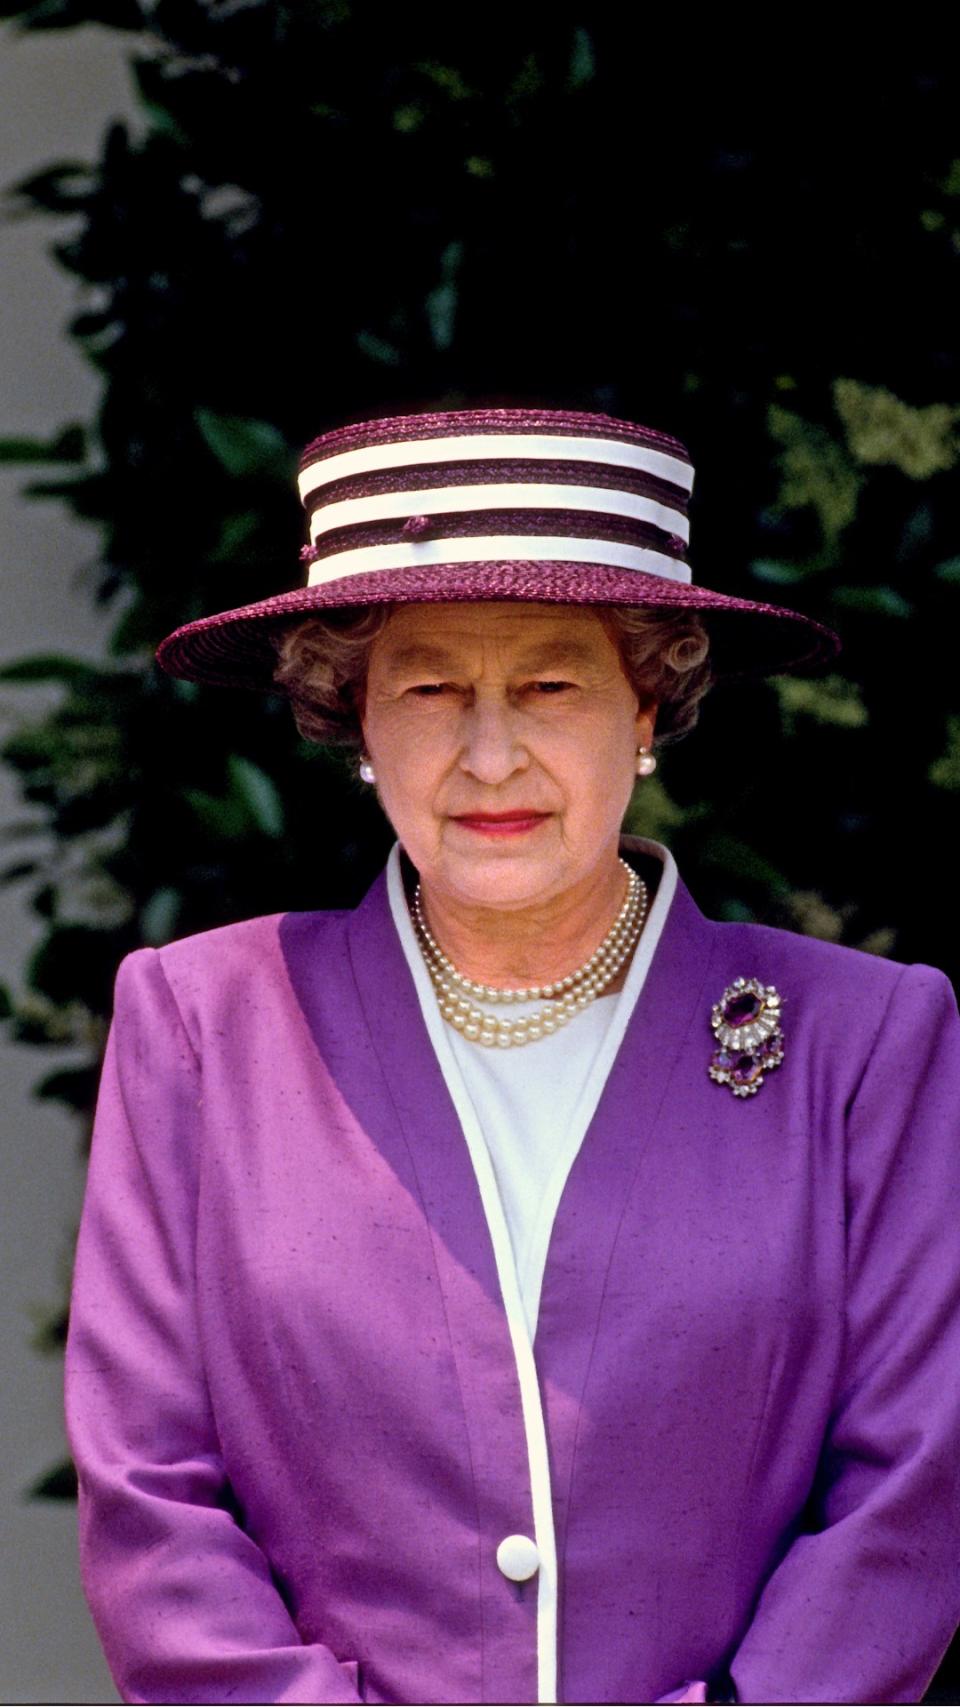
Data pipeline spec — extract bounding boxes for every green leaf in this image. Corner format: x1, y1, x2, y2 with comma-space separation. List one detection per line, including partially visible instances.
749, 559, 808, 585
3, 0, 140, 30
934, 556, 960, 583
209, 510, 263, 564
768, 404, 862, 543
784, 889, 847, 942
27, 1459, 78, 1501
426, 282, 457, 351
416, 61, 473, 101
393, 104, 424, 133
700, 834, 790, 894
228, 755, 285, 838
27, 923, 119, 1005
32, 884, 57, 920
772, 672, 869, 732
183, 788, 248, 840
508, 52, 545, 103
834, 378, 960, 479
831, 585, 913, 618
140, 887, 181, 945
0, 424, 84, 464
856, 925, 898, 958
622, 776, 687, 841
29, 1302, 68, 1354
0, 820, 47, 842
929, 716, 960, 790
0, 653, 101, 685
569, 26, 595, 88
195, 410, 291, 481
9, 161, 93, 216
0, 859, 40, 886
718, 898, 756, 923
356, 330, 403, 367
426, 241, 463, 352
17, 474, 93, 506
107, 599, 161, 656
34, 1065, 99, 1111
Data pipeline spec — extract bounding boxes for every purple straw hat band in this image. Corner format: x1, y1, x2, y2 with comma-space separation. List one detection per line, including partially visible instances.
305, 458, 691, 513
299, 406, 690, 465
303, 510, 688, 566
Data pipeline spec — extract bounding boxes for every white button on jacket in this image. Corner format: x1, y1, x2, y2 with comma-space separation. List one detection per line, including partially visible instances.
497, 1534, 540, 1582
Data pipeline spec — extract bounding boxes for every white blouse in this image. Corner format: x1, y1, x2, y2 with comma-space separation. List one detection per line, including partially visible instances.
387, 838, 678, 1337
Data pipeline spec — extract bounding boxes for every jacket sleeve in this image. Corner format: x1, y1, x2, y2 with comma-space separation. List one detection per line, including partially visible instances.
65, 949, 362, 1706
727, 962, 960, 1705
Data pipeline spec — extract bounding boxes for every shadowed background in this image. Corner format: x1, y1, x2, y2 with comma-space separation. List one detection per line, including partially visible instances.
2, 26, 128, 1702
1, 9, 958, 1702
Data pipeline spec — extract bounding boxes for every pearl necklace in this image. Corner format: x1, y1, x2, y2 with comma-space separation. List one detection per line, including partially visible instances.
412, 859, 649, 1048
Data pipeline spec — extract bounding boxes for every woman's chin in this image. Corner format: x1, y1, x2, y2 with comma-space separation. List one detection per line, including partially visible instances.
428, 845, 576, 913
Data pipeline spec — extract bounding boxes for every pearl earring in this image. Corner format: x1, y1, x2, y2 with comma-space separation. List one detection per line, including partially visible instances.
636, 746, 657, 777
359, 756, 376, 784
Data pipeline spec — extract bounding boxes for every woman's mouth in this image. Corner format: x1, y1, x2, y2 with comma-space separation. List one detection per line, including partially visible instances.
450, 811, 552, 838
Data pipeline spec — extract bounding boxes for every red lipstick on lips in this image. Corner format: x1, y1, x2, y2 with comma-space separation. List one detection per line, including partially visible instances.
451, 810, 551, 837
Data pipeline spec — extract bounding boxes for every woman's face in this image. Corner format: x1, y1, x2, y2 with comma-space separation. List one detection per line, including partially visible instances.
361, 602, 656, 913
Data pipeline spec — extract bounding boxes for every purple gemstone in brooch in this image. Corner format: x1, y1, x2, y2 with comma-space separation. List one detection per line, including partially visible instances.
709, 976, 784, 1098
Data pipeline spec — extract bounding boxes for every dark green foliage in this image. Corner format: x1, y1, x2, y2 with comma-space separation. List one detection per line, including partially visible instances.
27, 1460, 78, 1500
1, 11, 959, 1684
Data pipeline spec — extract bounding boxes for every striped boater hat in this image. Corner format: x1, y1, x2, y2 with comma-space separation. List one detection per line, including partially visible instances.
156, 407, 839, 687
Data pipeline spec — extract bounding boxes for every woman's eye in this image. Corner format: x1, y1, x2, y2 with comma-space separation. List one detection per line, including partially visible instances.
530, 680, 574, 695
408, 682, 449, 697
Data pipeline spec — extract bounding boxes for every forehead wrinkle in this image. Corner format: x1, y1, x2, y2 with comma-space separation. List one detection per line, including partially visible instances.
377, 636, 610, 679
380, 642, 456, 674
510, 639, 606, 671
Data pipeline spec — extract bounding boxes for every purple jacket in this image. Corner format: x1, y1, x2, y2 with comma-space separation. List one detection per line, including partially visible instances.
66, 854, 960, 1704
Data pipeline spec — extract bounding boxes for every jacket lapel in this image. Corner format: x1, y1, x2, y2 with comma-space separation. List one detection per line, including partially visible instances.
344, 869, 507, 1305
534, 874, 721, 1559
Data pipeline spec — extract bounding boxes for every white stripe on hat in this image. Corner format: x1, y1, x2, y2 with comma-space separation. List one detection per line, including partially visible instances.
298, 432, 694, 503
305, 534, 692, 586
308, 482, 690, 545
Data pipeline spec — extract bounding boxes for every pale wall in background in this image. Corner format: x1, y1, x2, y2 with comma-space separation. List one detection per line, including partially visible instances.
0, 24, 137, 1704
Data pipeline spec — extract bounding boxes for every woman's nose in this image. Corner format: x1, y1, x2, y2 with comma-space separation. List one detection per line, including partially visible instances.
458, 696, 528, 783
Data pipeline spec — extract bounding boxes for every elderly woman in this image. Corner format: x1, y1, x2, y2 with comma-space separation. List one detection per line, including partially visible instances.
66, 408, 960, 1706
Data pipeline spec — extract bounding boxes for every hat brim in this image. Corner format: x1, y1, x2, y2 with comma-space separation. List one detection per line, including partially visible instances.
155, 560, 840, 690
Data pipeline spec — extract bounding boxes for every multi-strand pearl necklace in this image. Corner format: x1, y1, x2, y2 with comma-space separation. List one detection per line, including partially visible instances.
411, 860, 649, 1049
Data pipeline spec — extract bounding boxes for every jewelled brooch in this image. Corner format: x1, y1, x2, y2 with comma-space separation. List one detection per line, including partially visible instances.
709, 977, 784, 1097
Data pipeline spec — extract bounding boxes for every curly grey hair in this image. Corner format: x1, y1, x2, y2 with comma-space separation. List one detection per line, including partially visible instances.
273, 604, 713, 750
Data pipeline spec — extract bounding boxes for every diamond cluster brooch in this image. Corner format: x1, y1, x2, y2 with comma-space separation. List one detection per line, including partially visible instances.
709, 977, 784, 1097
